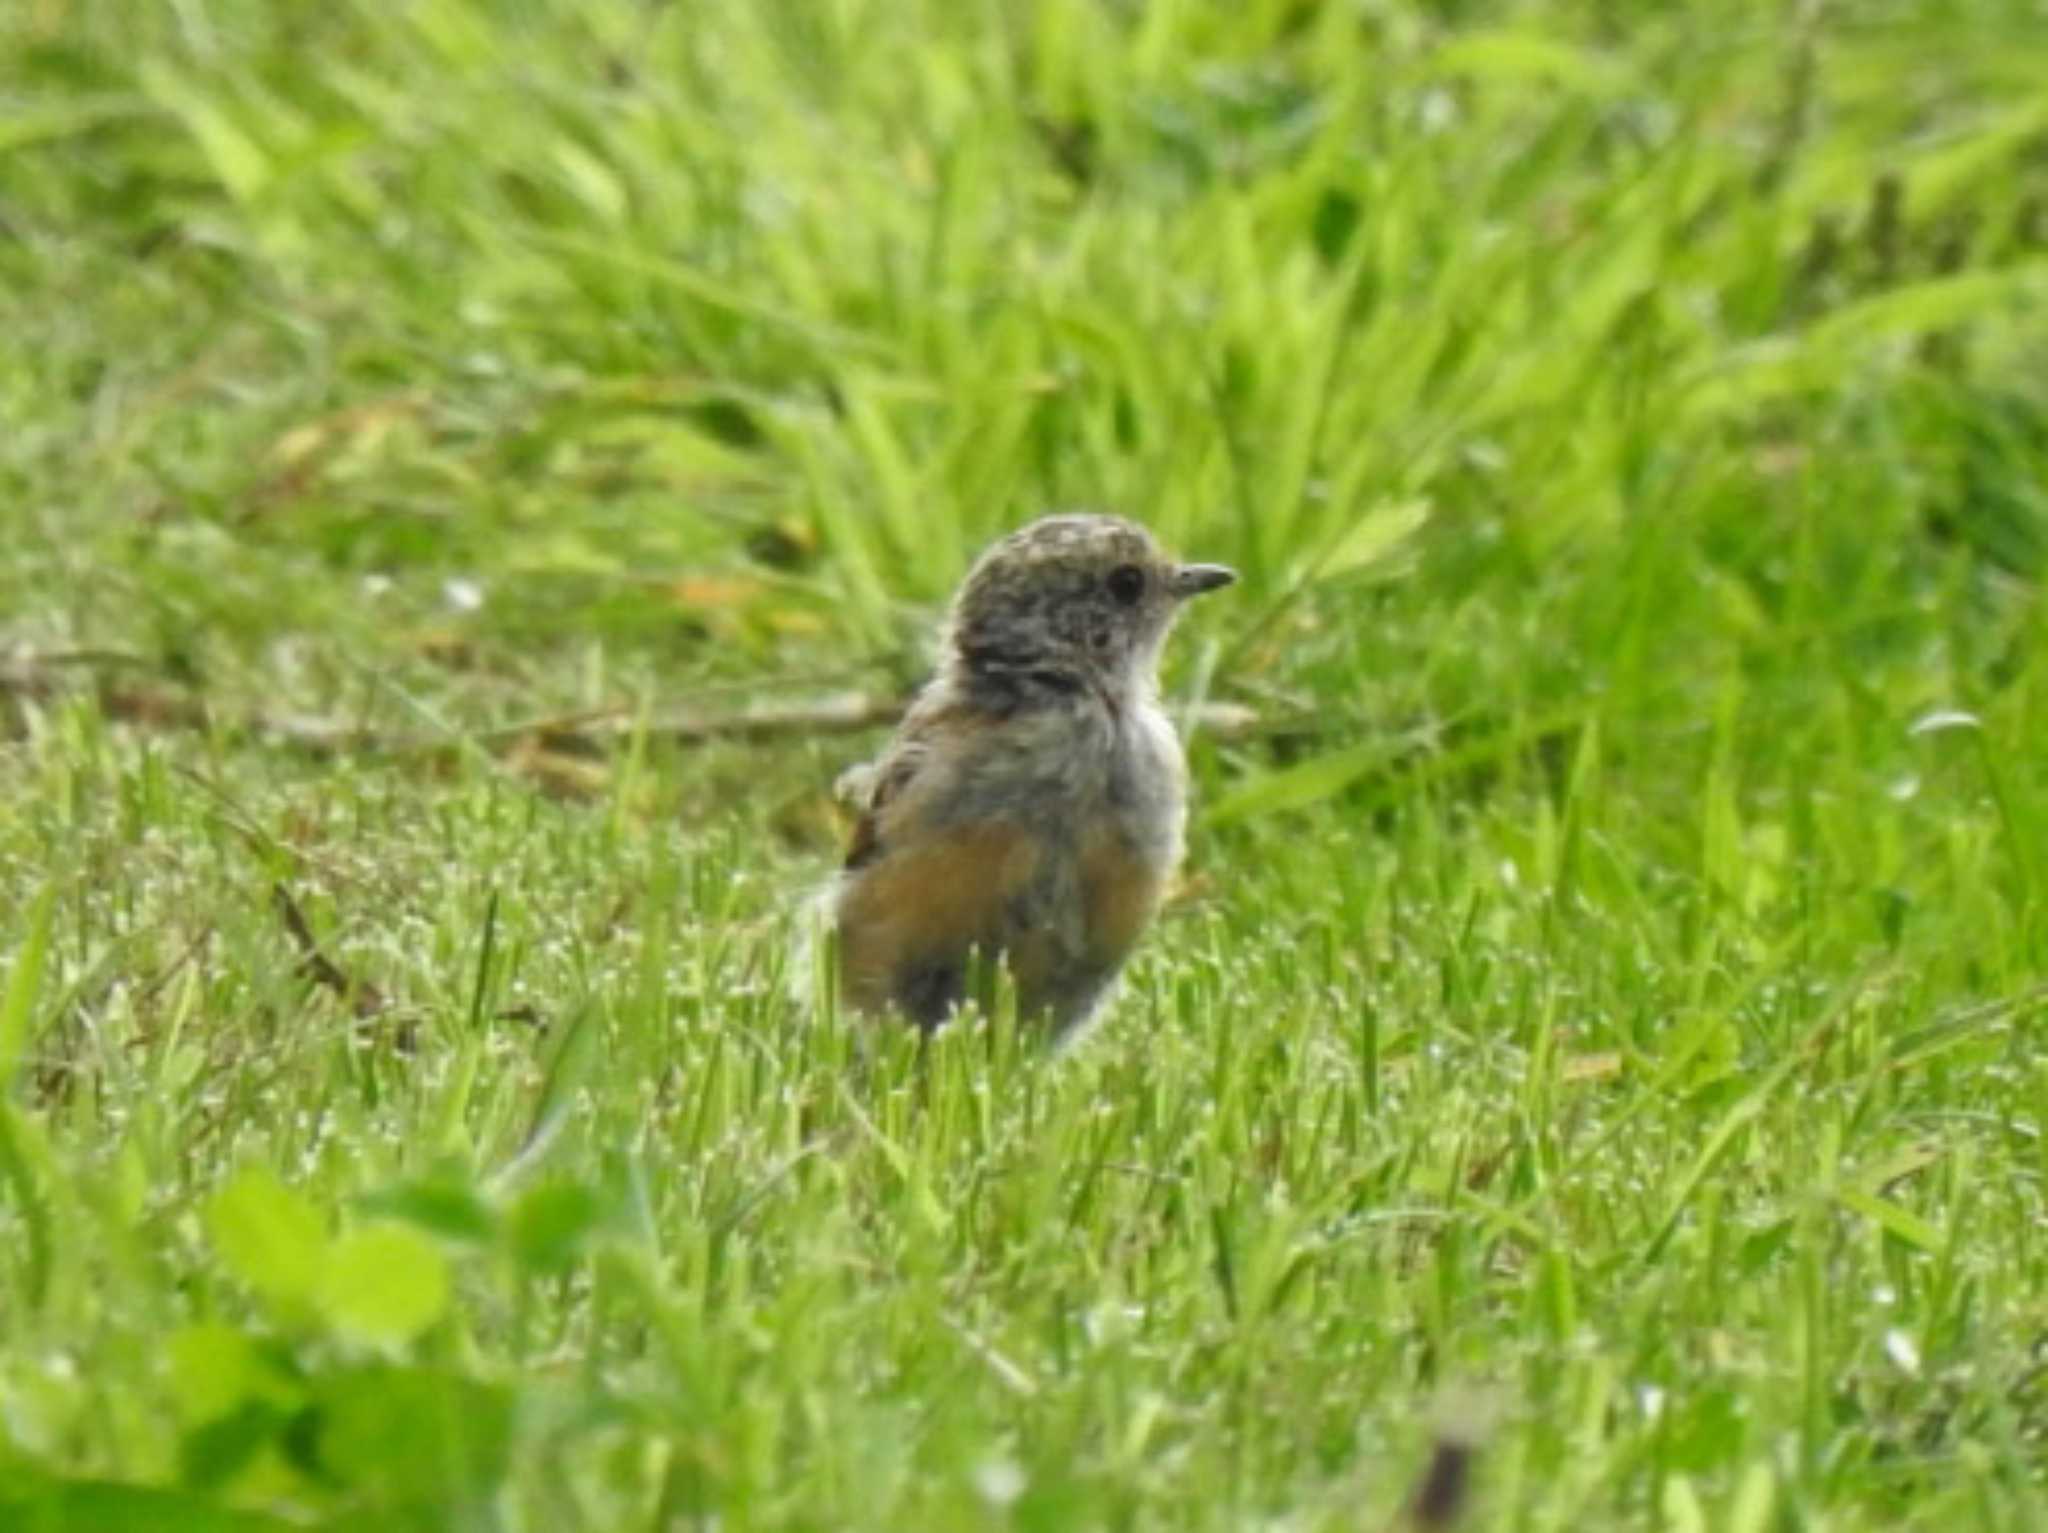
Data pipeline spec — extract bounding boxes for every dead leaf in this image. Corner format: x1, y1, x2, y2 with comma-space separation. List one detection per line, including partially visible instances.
1560, 1051, 1623, 1083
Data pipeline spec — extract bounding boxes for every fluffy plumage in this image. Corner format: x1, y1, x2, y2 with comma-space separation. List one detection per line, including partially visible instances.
831, 514, 1234, 1036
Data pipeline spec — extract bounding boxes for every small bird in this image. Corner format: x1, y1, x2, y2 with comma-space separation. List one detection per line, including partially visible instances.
831, 513, 1235, 1037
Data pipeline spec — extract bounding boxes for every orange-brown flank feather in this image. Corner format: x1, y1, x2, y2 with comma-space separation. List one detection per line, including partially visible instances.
1078, 817, 1169, 971
835, 820, 1042, 1017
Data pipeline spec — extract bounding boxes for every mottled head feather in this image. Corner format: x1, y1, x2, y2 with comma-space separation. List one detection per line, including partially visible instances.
944, 513, 1233, 703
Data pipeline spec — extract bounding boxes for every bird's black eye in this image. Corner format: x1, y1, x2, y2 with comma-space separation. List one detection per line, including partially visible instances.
1105, 564, 1146, 605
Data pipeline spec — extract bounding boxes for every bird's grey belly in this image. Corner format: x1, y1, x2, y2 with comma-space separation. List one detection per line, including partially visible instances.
927, 704, 1185, 1032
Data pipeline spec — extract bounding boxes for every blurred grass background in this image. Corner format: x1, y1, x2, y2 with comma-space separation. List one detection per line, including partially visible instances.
2, 1, 2047, 1529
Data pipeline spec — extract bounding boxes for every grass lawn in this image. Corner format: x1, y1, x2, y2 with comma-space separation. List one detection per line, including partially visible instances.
3, 1, 2047, 1528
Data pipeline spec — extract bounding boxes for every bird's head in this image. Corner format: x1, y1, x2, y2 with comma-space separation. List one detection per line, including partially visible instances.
945, 513, 1235, 699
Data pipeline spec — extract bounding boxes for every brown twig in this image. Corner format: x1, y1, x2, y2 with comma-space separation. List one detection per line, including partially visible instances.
1404, 1432, 1477, 1530
270, 883, 384, 1018
3, 652, 1268, 755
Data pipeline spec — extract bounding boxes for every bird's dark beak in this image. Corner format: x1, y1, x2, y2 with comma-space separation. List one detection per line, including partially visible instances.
1170, 563, 1237, 599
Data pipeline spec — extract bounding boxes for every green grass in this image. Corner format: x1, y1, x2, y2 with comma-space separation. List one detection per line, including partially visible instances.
4, 0, 2048, 1528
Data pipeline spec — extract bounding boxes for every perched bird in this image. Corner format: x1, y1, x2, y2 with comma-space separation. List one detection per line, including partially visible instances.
831, 513, 1235, 1037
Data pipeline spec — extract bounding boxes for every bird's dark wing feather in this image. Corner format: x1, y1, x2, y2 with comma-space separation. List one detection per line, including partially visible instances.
842, 739, 928, 871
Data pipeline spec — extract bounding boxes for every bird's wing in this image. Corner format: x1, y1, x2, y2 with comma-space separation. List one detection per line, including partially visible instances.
840, 731, 934, 871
